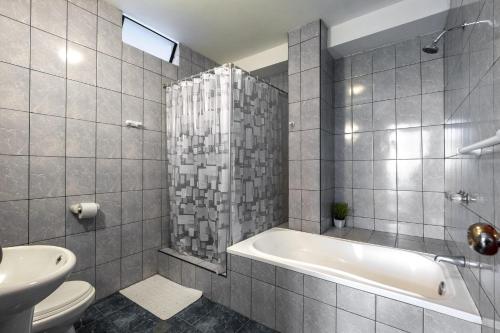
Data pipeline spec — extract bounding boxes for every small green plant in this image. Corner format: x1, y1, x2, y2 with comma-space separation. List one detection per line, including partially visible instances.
332, 202, 349, 220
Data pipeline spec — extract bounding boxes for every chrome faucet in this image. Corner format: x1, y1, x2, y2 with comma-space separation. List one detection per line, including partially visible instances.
434, 255, 466, 267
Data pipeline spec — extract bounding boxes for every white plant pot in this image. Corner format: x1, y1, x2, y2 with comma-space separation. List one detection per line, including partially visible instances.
334, 219, 346, 228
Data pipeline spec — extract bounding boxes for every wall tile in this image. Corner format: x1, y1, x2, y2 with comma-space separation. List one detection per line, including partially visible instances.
122, 221, 142, 256
97, 123, 121, 158
276, 267, 303, 295
251, 260, 275, 284
29, 197, 65, 242
97, 88, 121, 125
301, 37, 320, 71
0, 15, 30, 67
30, 70, 66, 117
96, 259, 120, 299
352, 51, 373, 77
395, 38, 420, 67
29, 156, 65, 198
96, 192, 121, 228
122, 190, 142, 223
66, 231, 96, 271
0, 200, 28, 246
97, 17, 121, 58
0, 155, 28, 201
66, 119, 96, 157
121, 253, 142, 288
338, 284, 375, 319
66, 157, 95, 195
0, 63, 29, 111
396, 64, 421, 98
337, 309, 375, 333
97, 52, 121, 92
251, 279, 276, 329
122, 62, 144, 98
0, 109, 28, 155
97, 0, 122, 26
67, 42, 97, 86
373, 45, 395, 72
31, 0, 67, 38
96, 158, 121, 193
303, 275, 336, 306
68, 3, 97, 49
96, 225, 121, 265
304, 297, 336, 333
122, 159, 142, 191
30, 113, 65, 156
276, 287, 303, 333
181, 261, 196, 288
30, 28, 66, 77
301, 67, 320, 100
230, 271, 251, 317
377, 297, 423, 333
67, 80, 96, 121
373, 69, 395, 101
0, 0, 30, 24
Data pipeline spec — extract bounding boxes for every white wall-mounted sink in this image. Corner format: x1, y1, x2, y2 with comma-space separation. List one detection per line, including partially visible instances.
0, 245, 76, 333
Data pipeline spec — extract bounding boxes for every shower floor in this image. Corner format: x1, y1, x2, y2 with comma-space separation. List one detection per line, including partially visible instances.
75, 292, 276, 332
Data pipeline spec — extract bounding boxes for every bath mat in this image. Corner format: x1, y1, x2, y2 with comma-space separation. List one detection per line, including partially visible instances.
120, 274, 202, 320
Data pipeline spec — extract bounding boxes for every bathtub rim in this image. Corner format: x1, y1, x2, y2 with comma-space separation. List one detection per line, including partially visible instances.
227, 227, 481, 325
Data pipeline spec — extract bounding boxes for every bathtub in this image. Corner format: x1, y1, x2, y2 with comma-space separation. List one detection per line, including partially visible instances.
227, 228, 481, 324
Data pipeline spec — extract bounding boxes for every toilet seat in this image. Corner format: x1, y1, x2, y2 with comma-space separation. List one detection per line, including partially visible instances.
32, 281, 95, 333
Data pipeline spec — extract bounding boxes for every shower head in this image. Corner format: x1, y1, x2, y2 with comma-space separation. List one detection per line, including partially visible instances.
422, 43, 439, 54
421, 20, 494, 54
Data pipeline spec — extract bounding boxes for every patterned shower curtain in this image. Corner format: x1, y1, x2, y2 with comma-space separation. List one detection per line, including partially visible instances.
165, 65, 286, 272
165, 66, 232, 269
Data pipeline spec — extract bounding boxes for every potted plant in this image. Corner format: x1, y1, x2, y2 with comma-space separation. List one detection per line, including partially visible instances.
332, 202, 349, 228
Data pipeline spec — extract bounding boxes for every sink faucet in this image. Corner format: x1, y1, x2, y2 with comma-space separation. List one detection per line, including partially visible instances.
434, 255, 466, 267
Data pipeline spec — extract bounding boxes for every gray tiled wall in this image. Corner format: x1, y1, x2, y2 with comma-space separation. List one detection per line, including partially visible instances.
443, 0, 500, 331
332, 33, 446, 239
159, 251, 480, 332
288, 20, 335, 234
0, 0, 213, 300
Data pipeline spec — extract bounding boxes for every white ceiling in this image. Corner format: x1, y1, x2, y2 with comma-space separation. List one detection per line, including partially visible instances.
106, 0, 404, 63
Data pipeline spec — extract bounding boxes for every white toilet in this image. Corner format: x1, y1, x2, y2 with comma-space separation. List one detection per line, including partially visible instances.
32, 281, 95, 333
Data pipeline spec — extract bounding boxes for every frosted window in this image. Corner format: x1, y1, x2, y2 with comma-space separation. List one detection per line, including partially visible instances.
122, 16, 177, 62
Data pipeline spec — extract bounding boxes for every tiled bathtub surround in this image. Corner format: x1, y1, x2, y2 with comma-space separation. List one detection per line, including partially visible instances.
332, 33, 446, 239
165, 252, 479, 333
443, 0, 500, 331
0, 0, 215, 300
288, 20, 335, 234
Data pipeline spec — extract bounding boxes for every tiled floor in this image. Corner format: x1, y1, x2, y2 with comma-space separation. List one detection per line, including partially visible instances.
323, 227, 451, 255
75, 293, 277, 333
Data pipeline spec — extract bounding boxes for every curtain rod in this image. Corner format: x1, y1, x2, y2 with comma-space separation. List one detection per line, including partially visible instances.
162, 63, 288, 95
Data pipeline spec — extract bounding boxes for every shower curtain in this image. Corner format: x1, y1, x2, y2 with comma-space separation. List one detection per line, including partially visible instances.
165, 65, 286, 272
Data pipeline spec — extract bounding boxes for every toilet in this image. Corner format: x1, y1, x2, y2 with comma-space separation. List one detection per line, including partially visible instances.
32, 281, 95, 333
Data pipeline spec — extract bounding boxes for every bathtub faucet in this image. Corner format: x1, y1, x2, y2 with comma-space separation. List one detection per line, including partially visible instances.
434, 255, 466, 267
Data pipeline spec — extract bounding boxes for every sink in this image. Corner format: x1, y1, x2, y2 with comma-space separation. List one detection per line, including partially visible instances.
0, 245, 76, 332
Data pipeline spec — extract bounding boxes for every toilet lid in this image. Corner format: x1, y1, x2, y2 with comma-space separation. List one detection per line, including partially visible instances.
34, 281, 94, 319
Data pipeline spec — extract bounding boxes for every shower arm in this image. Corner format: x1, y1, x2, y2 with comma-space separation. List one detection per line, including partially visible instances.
432, 20, 492, 44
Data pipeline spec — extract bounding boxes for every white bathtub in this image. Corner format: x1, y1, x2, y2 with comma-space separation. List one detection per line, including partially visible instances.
227, 228, 481, 324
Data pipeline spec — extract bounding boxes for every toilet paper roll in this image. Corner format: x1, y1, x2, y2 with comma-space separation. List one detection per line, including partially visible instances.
71, 203, 100, 219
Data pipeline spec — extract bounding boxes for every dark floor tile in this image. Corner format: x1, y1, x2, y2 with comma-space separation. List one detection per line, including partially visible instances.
237, 320, 277, 333
176, 297, 217, 325
75, 305, 104, 329
76, 318, 120, 333
93, 293, 133, 317
153, 317, 199, 333
106, 303, 160, 332
194, 304, 249, 333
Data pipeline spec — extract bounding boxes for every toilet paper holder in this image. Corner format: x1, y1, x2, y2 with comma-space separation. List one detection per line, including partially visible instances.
70, 203, 100, 219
